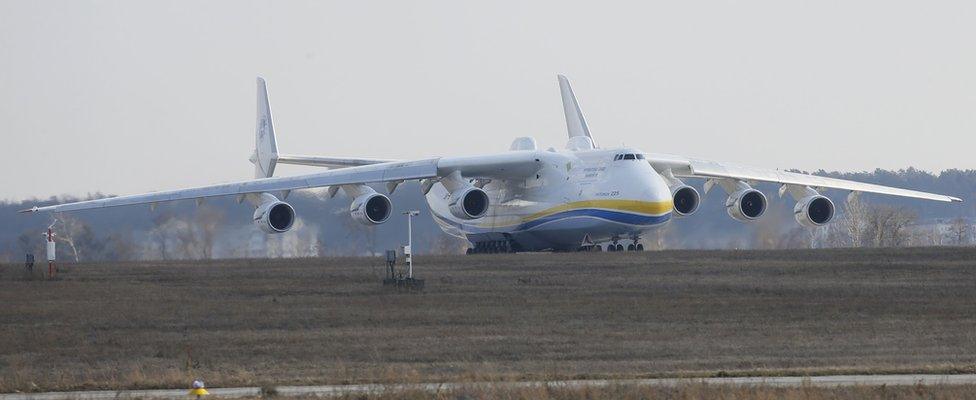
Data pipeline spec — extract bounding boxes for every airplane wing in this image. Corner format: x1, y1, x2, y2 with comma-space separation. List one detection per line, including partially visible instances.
19, 152, 545, 214
647, 153, 962, 203
20, 159, 439, 214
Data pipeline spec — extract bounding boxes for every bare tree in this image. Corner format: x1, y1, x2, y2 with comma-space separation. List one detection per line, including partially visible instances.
947, 217, 970, 245
887, 208, 917, 247
17, 231, 39, 256
151, 212, 174, 260
196, 206, 224, 259
102, 233, 137, 261
54, 213, 87, 261
909, 225, 941, 247
173, 219, 202, 259
822, 222, 850, 248
844, 192, 867, 248
864, 205, 917, 247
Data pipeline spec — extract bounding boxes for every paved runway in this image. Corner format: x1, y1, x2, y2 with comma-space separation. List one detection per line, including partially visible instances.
5, 374, 976, 399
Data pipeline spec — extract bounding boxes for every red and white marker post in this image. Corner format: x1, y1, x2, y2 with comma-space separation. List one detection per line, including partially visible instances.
45, 228, 56, 279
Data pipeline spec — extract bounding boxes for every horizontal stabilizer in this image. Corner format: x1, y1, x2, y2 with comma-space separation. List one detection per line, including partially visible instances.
276, 155, 394, 169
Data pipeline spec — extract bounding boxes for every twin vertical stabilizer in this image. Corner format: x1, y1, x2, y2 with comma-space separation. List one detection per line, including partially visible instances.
252, 77, 279, 178
558, 74, 595, 148
253, 75, 592, 174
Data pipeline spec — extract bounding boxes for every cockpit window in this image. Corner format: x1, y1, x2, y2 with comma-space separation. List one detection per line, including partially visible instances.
614, 153, 645, 161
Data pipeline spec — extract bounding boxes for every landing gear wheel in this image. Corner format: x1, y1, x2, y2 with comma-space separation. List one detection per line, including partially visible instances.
615, 244, 624, 252
627, 244, 636, 251
608, 243, 617, 252
636, 243, 644, 251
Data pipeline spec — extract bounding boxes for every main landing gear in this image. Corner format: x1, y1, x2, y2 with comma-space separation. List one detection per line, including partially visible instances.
584, 237, 645, 252
467, 240, 517, 254
576, 244, 603, 252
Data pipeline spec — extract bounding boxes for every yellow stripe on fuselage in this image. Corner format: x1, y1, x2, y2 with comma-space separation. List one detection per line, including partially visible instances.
522, 199, 673, 222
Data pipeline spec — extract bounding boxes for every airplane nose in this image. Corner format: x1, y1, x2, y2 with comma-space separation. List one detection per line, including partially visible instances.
638, 173, 674, 217
648, 172, 675, 215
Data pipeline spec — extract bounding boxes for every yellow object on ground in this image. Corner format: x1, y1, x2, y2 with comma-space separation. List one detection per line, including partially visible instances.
189, 388, 209, 396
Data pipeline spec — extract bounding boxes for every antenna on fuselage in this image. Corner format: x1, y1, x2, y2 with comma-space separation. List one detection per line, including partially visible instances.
557, 74, 596, 148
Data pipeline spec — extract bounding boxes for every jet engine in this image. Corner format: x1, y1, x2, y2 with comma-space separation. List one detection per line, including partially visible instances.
794, 195, 835, 227
726, 189, 767, 221
448, 186, 489, 220
671, 185, 701, 217
350, 192, 393, 225
253, 200, 296, 233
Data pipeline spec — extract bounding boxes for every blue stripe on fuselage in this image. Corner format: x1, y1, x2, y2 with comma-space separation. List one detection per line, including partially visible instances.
436, 208, 672, 234
519, 208, 671, 231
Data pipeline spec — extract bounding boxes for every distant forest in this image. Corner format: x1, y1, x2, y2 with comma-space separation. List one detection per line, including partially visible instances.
2, 168, 974, 262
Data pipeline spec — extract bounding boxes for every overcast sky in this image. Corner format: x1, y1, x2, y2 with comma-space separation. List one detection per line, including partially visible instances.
2, 1, 974, 201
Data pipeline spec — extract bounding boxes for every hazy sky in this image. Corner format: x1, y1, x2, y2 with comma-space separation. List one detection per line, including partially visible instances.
2, 1, 974, 201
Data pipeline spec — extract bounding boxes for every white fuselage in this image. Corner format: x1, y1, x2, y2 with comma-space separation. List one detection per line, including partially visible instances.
425, 147, 674, 251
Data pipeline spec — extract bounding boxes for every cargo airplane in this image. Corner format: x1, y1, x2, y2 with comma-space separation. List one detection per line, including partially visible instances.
22, 76, 962, 253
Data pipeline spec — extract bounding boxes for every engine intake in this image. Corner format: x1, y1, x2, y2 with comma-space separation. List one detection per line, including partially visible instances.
794, 195, 835, 227
726, 189, 767, 221
671, 185, 701, 217
449, 186, 489, 220
351, 193, 392, 225
253, 200, 296, 233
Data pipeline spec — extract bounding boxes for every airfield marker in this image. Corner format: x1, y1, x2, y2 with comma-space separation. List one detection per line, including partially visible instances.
403, 210, 420, 278
44, 228, 56, 279
189, 380, 209, 398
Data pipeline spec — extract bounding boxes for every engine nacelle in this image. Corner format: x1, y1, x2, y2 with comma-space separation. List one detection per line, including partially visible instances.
253, 200, 296, 234
794, 195, 835, 227
671, 185, 701, 217
350, 192, 392, 225
726, 189, 767, 221
448, 186, 489, 220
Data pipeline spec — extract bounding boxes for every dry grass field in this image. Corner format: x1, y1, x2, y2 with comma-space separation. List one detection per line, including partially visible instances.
325, 383, 976, 400
1, 247, 975, 393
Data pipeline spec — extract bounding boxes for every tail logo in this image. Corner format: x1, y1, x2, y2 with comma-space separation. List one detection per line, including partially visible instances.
258, 118, 268, 140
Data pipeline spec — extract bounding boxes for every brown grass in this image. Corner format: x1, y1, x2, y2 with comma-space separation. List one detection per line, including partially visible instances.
328, 383, 976, 400
1, 247, 975, 392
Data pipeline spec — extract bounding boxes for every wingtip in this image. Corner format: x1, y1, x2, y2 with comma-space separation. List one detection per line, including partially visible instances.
18, 206, 39, 214
950, 196, 964, 203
